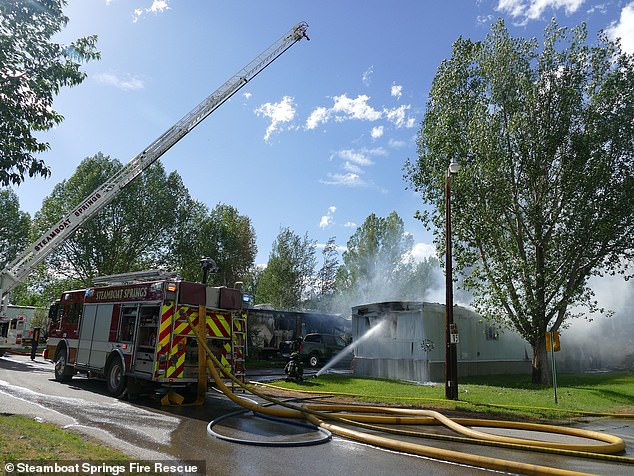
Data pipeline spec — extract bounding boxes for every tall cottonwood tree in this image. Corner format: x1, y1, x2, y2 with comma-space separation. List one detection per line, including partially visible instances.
309, 236, 340, 312
405, 20, 634, 384
336, 211, 415, 306
0, 189, 31, 269
0, 0, 99, 186
256, 227, 316, 310
0, 189, 38, 304
173, 203, 257, 287
33, 153, 185, 283
208, 204, 257, 287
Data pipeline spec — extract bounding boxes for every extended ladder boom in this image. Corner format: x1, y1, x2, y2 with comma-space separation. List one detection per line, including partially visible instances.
0, 22, 309, 305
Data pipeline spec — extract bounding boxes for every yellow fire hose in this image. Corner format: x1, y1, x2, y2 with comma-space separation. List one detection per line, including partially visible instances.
184, 313, 630, 476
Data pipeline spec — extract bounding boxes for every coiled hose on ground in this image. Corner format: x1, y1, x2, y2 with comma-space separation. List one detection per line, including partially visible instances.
185, 313, 632, 476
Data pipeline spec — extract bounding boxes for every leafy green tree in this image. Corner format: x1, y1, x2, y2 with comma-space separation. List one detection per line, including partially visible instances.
336, 211, 414, 305
0, 189, 31, 269
169, 197, 210, 281
306, 237, 340, 312
0, 189, 33, 304
317, 237, 340, 294
207, 204, 257, 287
33, 153, 185, 283
405, 20, 634, 384
173, 203, 257, 286
256, 227, 316, 309
0, 0, 99, 186
242, 265, 265, 304
12, 273, 83, 308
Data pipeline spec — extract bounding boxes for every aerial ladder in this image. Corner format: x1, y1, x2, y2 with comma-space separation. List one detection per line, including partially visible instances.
0, 22, 309, 311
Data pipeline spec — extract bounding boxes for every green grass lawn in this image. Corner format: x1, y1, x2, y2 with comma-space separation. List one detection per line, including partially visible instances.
263, 372, 634, 420
0, 414, 130, 462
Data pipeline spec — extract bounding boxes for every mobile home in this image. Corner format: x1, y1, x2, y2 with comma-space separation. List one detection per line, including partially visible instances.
351, 301, 530, 382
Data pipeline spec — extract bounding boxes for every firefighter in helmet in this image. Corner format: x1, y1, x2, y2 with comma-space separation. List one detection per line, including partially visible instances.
284, 351, 303, 382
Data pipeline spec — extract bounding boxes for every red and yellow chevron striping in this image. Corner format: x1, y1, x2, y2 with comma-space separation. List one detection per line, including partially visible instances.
153, 303, 239, 380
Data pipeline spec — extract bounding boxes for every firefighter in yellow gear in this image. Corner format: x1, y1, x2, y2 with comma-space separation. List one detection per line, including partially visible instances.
284, 351, 303, 382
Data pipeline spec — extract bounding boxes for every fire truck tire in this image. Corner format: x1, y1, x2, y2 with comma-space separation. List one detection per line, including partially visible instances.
0, 350, 5, 357
106, 357, 128, 399
53, 347, 74, 382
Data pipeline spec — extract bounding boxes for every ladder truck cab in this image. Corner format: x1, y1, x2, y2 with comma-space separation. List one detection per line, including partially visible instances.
45, 270, 247, 398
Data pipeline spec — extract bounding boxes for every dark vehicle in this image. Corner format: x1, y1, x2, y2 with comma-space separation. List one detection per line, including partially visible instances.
300, 333, 350, 368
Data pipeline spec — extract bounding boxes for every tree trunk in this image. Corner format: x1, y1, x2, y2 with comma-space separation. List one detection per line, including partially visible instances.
531, 336, 551, 385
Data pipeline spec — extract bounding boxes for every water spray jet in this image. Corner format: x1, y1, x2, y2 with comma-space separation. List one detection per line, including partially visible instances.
316, 320, 387, 377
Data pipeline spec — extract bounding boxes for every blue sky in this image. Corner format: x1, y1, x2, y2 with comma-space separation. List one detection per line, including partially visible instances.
12, 0, 634, 266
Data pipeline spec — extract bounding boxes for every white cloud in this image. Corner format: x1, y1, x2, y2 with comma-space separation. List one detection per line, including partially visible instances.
319, 206, 337, 228
605, 2, 634, 55
344, 222, 357, 228
371, 125, 384, 139
496, 0, 583, 23
305, 106, 328, 130
148, 0, 169, 13
587, 3, 607, 15
362, 66, 374, 87
385, 104, 416, 128
254, 96, 296, 142
93, 72, 144, 90
391, 83, 403, 99
243, 92, 252, 100
332, 94, 383, 121
388, 138, 407, 148
477, 14, 494, 25
338, 149, 375, 167
319, 172, 367, 187
322, 147, 389, 188
305, 94, 379, 129
342, 161, 362, 174
305, 94, 415, 131
133, 0, 170, 22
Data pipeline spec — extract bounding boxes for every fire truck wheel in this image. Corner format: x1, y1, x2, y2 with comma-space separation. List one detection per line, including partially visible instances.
53, 347, 74, 382
0, 350, 5, 357
106, 358, 128, 399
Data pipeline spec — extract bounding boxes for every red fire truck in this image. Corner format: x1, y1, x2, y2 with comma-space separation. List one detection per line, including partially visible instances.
45, 270, 246, 399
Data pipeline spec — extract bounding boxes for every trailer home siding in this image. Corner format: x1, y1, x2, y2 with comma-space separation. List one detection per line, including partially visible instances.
351, 302, 530, 382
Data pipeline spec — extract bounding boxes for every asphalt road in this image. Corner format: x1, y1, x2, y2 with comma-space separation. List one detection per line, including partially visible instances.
1, 353, 633, 476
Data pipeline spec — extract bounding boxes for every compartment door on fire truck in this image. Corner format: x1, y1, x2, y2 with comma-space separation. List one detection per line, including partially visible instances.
77, 304, 114, 369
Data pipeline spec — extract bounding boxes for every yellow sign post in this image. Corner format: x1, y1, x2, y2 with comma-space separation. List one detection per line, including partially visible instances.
546, 330, 561, 403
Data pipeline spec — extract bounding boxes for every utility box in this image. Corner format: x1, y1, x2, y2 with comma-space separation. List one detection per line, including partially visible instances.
205, 287, 220, 308
351, 301, 530, 382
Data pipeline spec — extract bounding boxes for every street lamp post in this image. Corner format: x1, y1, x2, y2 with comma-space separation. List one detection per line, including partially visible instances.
445, 158, 459, 400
